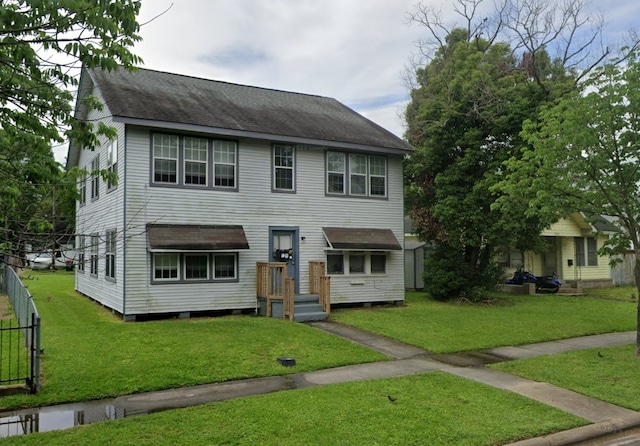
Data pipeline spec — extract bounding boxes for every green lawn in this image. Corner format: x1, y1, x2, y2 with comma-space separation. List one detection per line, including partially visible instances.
330, 291, 636, 353
0, 271, 387, 410
491, 344, 640, 411
2, 372, 586, 446
2, 272, 636, 444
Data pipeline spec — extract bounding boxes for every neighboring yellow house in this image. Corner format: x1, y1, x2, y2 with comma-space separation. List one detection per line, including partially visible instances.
499, 213, 616, 288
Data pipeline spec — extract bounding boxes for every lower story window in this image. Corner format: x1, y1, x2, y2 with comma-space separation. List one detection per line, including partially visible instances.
214, 254, 236, 279
327, 253, 344, 274
154, 253, 179, 280
152, 252, 237, 282
349, 253, 365, 274
371, 253, 386, 274
185, 254, 209, 280
326, 252, 387, 275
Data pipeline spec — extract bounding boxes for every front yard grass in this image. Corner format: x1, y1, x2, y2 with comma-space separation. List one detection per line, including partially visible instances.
330, 291, 636, 353
2, 372, 586, 446
0, 271, 387, 410
491, 344, 640, 411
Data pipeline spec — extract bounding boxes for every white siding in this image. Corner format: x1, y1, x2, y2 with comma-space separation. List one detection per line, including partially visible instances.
74, 85, 125, 312
122, 128, 406, 316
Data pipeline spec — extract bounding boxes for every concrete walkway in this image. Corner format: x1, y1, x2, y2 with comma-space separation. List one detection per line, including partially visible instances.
113, 323, 640, 445
3, 322, 636, 443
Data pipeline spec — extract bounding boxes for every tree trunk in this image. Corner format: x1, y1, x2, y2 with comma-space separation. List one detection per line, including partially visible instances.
634, 250, 640, 356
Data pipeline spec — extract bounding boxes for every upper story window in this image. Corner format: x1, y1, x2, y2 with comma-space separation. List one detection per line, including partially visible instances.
327, 152, 345, 194
79, 172, 87, 206
214, 140, 236, 188
90, 157, 100, 201
107, 140, 118, 190
184, 137, 208, 186
273, 144, 295, 192
153, 134, 178, 184
151, 133, 237, 190
326, 151, 387, 198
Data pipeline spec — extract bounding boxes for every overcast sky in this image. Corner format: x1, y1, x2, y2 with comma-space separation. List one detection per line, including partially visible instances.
55, 0, 639, 163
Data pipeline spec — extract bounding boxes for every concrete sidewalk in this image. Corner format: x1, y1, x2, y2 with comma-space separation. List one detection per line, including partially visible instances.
113, 322, 640, 445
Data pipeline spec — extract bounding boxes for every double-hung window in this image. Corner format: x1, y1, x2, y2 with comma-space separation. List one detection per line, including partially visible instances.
107, 140, 118, 190
326, 252, 387, 275
105, 230, 116, 280
152, 134, 237, 189
214, 140, 236, 188
326, 151, 387, 198
349, 154, 367, 195
369, 156, 386, 196
78, 237, 85, 273
184, 137, 208, 185
214, 254, 236, 279
79, 172, 87, 206
91, 157, 100, 200
152, 253, 237, 282
185, 254, 209, 280
153, 134, 178, 184
327, 152, 345, 194
154, 253, 179, 280
273, 145, 295, 191
575, 237, 598, 266
90, 234, 99, 276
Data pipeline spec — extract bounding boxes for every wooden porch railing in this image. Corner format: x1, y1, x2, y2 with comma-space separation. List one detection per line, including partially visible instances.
309, 261, 331, 314
256, 262, 294, 321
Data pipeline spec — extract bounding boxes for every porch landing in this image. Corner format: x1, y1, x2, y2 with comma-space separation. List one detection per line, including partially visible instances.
258, 294, 328, 322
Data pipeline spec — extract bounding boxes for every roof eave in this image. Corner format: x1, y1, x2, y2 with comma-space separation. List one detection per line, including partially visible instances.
113, 116, 414, 155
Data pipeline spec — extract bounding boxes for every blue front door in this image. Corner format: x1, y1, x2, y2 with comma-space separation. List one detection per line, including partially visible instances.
270, 228, 299, 293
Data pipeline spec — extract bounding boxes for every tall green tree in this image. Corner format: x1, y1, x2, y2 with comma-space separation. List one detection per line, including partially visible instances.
404, 0, 638, 300
405, 30, 569, 300
497, 53, 640, 353
0, 0, 142, 264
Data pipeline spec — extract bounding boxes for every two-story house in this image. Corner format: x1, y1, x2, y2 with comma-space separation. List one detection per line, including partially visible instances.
66, 67, 413, 321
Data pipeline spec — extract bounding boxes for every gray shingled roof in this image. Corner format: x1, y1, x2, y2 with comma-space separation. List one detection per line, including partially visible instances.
87, 67, 413, 153
322, 227, 402, 250
147, 224, 249, 251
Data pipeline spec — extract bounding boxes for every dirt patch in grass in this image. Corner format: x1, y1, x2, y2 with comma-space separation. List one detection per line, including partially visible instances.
0, 295, 12, 320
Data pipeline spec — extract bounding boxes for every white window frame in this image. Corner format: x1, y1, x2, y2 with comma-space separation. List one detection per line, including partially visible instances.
107, 140, 118, 190
153, 253, 179, 281
213, 253, 237, 279
90, 233, 99, 276
273, 145, 295, 191
327, 251, 387, 276
153, 134, 179, 184
78, 236, 86, 273
369, 156, 387, 197
326, 151, 387, 198
90, 157, 100, 201
183, 137, 208, 186
184, 253, 209, 280
105, 230, 116, 280
326, 152, 346, 195
213, 140, 237, 188
79, 172, 87, 206
349, 154, 368, 196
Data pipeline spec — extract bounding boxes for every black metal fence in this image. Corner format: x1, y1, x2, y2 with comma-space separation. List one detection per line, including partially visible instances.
0, 264, 41, 393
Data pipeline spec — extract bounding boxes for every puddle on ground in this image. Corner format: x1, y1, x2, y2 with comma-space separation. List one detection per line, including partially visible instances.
0, 399, 148, 438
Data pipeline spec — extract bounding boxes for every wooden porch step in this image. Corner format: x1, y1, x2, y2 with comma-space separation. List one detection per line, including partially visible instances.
257, 294, 328, 322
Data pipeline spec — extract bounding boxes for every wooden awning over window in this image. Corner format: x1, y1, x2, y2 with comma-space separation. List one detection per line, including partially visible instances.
147, 224, 250, 251
322, 227, 401, 251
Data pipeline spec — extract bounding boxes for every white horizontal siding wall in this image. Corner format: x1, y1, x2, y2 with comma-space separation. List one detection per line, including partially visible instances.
123, 127, 405, 316
75, 86, 124, 312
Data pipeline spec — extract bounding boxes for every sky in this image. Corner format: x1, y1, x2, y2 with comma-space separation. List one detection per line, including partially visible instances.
54, 0, 640, 163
